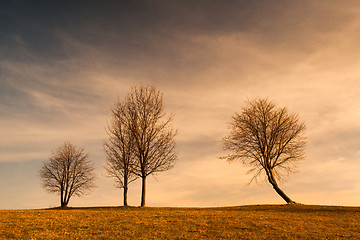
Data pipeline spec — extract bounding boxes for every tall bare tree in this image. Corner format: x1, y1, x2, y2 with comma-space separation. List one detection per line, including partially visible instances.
124, 84, 177, 207
222, 98, 306, 203
40, 142, 96, 208
104, 102, 138, 206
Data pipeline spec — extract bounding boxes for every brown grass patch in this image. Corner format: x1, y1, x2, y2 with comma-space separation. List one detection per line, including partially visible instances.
0, 204, 359, 239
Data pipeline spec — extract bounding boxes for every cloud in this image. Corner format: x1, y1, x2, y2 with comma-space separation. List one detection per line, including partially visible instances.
1, 0, 360, 208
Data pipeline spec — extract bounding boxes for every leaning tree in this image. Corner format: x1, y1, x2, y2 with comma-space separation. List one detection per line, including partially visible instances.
221, 98, 306, 203
40, 142, 96, 207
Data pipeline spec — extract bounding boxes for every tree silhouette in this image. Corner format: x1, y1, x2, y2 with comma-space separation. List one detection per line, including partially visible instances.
105, 84, 177, 207
222, 98, 306, 203
104, 102, 138, 206
40, 142, 96, 207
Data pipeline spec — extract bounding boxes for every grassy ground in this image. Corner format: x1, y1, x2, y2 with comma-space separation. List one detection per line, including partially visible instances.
0, 204, 359, 239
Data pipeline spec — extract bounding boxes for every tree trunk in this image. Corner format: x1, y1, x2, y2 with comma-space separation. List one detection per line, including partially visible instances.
64, 192, 71, 207
62, 197, 69, 208
270, 181, 294, 204
140, 176, 146, 207
267, 169, 295, 204
60, 188, 64, 207
123, 185, 128, 206
60, 191, 66, 208
61, 199, 67, 208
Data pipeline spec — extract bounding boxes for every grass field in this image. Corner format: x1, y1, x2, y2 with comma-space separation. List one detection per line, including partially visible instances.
0, 204, 359, 239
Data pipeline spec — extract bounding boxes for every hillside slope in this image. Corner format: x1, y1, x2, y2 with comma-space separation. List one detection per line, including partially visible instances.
0, 204, 359, 239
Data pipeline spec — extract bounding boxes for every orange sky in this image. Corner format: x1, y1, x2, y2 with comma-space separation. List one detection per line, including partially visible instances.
1, 1, 360, 209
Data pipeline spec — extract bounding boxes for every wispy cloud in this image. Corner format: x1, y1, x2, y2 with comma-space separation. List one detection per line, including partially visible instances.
1, 0, 360, 208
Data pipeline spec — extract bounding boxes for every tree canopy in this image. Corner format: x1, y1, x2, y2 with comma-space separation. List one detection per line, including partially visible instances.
222, 98, 306, 203
40, 142, 96, 207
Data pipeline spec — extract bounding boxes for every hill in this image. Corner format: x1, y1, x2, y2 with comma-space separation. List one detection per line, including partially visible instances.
0, 204, 359, 239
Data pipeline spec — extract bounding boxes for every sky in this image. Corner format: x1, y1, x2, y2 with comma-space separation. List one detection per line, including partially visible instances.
1, 0, 360, 209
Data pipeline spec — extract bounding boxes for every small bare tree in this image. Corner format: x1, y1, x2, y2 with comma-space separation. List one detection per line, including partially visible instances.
40, 142, 96, 208
126, 84, 177, 207
104, 102, 138, 206
221, 98, 306, 203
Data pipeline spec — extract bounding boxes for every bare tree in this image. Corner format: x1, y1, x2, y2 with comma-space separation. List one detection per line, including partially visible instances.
104, 101, 138, 206
40, 142, 96, 208
124, 84, 177, 207
221, 98, 306, 203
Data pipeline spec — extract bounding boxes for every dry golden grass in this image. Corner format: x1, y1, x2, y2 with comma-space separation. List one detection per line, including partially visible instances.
0, 204, 359, 239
